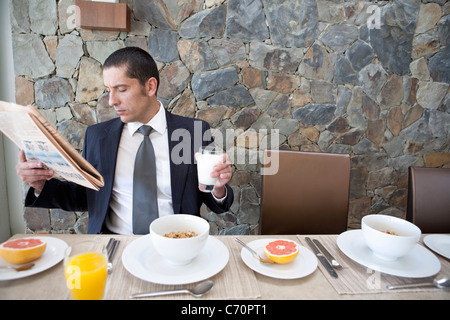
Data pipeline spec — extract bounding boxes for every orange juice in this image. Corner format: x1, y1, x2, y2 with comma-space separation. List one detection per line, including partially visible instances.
64, 252, 107, 300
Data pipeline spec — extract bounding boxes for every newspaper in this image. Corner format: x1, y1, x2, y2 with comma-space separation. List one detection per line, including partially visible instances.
0, 101, 104, 191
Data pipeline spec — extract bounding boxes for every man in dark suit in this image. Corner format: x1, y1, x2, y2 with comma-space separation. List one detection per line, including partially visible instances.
16, 47, 233, 234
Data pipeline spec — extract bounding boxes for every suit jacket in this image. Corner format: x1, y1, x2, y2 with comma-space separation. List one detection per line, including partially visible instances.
25, 110, 234, 234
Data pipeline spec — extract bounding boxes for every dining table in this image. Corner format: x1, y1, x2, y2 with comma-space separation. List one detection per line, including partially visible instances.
0, 233, 449, 301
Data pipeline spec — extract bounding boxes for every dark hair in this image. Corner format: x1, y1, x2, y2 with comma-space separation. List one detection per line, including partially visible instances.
103, 47, 160, 93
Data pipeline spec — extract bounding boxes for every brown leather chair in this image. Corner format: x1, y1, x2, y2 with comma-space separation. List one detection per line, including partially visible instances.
406, 167, 450, 233
260, 150, 350, 235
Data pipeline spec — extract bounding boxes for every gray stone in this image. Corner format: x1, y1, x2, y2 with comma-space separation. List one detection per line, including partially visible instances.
438, 15, 450, 46
58, 0, 76, 35
58, 120, 87, 151
267, 94, 290, 119
97, 92, 117, 123
358, 63, 389, 101
50, 209, 77, 230
311, 80, 336, 104
388, 154, 423, 173
428, 45, 450, 83
319, 23, 359, 52
87, 41, 125, 65
274, 119, 300, 137
370, 25, 414, 75
249, 42, 303, 74
346, 40, 374, 72
158, 61, 190, 100
416, 81, 449, 110
334, 55, 358, 85
56, 35, 84, 78
237, 202, 260, 225
354, 138, 379, 154
317, 130, 334, 151
416, 2, 442, 34
299, 42, 336, 81
12, 34, 55, 79
191, 67, 239, 101
179, 6, 226, 40
148, 29, 179, 63
219, 224, 248, 235
209, 39, 246, 67
70, 104, 97, 126
412, 33, 440, 60
232, 107, 261, 131
178, 39, 218, 73
262, 0, 320, 48
133, 0, 177, 30
24, 207, 50, 231
225, 0, 269, 41
400, 113, 433, 143
369, 1, 420, 75
29, 0, 58, 36
76, 57, 104, 103
74, 212, 88, 234
35, 78, 74, 109
9, 0, 30, 33
383, 136, 407, 158
429, 110, 450, 141
207, 85, 254, 108
293, 104, 336, 126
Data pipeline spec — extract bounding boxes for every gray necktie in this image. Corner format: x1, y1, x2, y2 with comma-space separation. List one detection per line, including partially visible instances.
133, 125, 158, 234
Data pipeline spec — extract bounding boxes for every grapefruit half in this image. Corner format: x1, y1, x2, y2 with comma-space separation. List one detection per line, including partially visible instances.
263, 239, 299, 264
0, 238, 47, 264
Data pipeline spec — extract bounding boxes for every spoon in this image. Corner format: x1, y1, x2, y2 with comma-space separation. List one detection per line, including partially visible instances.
129, 280, 215, 299
0, 263, 35, 272
387, 276, 450, 290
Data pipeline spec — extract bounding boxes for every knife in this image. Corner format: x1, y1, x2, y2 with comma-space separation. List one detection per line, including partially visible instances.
305, 237, 338, 278
313, 239, 342, 269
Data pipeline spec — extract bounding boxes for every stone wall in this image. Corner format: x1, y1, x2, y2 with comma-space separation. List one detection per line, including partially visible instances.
10, 0, 449, 235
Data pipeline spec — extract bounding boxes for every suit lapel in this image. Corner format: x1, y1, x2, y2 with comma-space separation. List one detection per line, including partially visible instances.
166, 110, 189, 214
98, 118, 124, 195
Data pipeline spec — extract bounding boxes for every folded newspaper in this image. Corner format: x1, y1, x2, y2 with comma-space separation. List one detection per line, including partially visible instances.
0, 101, 104, 191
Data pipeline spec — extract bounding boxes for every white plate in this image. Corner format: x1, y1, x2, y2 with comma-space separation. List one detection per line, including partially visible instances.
0, 237, 68, 281
240, 239, 317, 279
424, 234, 450, 260
122, 235, 229, 285
337, 230, 441, 278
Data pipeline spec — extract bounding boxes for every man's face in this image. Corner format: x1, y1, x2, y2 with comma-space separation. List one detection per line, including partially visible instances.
103, 65, 156, 124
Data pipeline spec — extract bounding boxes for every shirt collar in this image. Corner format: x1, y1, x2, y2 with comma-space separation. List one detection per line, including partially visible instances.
126, 101, 166, 137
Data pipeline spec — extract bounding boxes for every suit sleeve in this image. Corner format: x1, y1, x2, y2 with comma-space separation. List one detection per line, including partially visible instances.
198, 120, 234, 213
25, 179, 88, 212
24, 127, 92, 212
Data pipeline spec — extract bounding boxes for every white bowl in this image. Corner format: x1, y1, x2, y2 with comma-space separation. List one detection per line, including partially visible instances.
361, 214, 421, 261
149, 214, 210, 265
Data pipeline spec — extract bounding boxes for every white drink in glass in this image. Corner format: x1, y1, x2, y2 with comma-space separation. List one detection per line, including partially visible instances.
197, 147, 223, 193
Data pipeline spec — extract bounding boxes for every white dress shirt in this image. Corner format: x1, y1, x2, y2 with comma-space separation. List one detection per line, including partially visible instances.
105, 102, 173, 234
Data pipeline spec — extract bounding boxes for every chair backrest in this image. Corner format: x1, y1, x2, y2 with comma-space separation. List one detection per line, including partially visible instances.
406, 167, 450, 233
260, 150, 350, 235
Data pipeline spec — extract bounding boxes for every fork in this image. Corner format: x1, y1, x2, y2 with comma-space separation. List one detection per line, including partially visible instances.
235, 238, 275, 264
106, 238, 120, 273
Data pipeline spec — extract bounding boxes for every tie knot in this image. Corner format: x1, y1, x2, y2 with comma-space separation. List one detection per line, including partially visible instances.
139, 125, 152, 137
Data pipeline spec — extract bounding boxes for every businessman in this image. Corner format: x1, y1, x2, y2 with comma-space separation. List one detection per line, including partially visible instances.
16, 47, 234, 234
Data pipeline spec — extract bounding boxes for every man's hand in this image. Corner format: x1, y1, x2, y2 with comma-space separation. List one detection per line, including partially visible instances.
211, 153, 232, 199
16, 150, 54, 193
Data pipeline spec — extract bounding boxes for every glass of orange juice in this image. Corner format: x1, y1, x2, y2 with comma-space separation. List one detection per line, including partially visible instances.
64, 241, 108, 300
